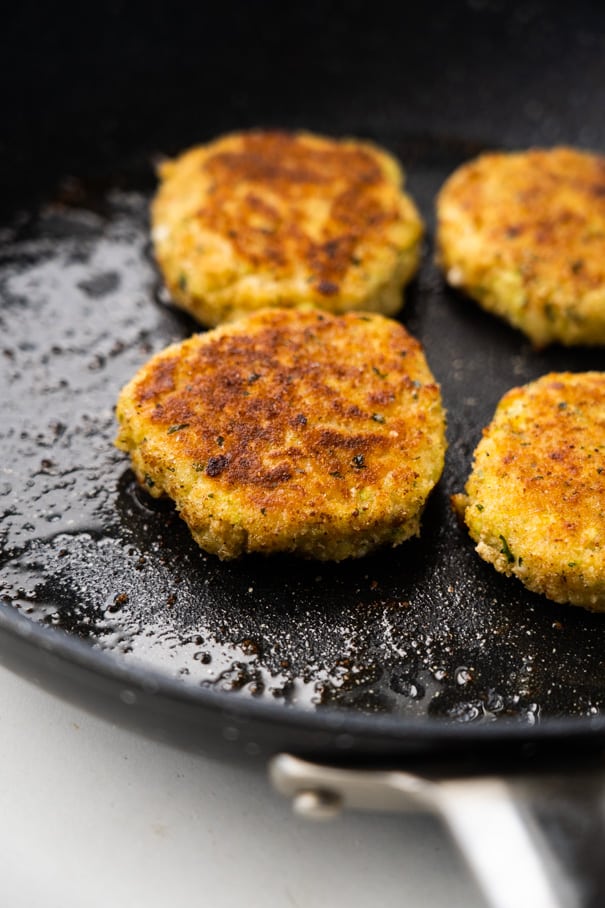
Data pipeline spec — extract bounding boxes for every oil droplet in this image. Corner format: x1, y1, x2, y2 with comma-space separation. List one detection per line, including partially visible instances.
193, 651, 212, 664
455, 666, 473, 686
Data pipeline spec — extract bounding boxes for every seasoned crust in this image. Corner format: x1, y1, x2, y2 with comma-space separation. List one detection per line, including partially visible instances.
151, 130, 424, 326
437, 147, 605, 347
455, 372, 605, 610
115, 308, 446, 560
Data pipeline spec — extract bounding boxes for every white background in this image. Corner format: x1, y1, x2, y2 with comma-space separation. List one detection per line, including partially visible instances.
0, 663, 486, 908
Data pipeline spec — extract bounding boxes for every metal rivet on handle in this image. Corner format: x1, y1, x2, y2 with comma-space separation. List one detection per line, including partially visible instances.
292, 788, 342, 820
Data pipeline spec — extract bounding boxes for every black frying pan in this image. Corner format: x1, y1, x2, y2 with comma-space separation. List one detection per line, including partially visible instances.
2, 0, 605, 777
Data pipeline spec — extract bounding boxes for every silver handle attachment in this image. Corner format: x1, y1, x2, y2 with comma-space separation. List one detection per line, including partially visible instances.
269, 754, 579, 908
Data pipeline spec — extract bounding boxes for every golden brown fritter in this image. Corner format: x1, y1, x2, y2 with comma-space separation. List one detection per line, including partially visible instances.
115, 308, 446, 560
151, 130, 424, 327
437, 147, 605, 347
453, 372, 605, 610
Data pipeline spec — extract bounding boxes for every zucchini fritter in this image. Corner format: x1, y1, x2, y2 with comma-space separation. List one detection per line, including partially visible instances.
437, 147, 605, 347
454, 372, 605, 611
115, 308, 446, 561
151, 130, 424, 327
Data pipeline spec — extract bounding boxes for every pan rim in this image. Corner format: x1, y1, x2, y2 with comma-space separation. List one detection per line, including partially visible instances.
2, 601, 604, 748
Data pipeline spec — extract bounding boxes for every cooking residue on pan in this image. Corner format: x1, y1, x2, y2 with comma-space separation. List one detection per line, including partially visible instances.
2, 158, 605, 724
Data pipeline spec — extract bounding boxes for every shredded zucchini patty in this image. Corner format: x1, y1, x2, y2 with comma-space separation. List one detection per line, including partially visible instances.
454, 372, 605, 610
152, 129, 424, 327
116, 308, 446, 561
437, 147, 605, 347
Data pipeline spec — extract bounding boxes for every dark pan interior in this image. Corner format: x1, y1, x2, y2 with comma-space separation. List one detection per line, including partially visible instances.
2, 1, 605, 753
2, 132, 605, 731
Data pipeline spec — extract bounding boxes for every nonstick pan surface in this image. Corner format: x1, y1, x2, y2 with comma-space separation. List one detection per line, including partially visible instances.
2, 0, 605, 767
3, 133, 605, 762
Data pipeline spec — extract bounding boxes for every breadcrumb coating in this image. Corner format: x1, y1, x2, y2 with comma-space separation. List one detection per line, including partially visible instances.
152, 130, 423, 326
437, 147, 605, 347
116, 308, 446, 560
454, 372, 605, 610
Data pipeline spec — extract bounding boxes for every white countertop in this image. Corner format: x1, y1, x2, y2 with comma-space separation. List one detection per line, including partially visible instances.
0, 663, 486, 908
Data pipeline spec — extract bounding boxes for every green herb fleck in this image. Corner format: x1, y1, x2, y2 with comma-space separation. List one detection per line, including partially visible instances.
248, 372, 261, 383
144, 474, 155, 488
499, 535, 515, 564
568, 561, 577, 568
372, 413, 385, 423
558, 401, 568, 410
178, 272, 188, 291
216, 435, 224, 446
167, 423, 190, 434
352, 454, 366, 469
192, 462, 205, 472
372, 366, 388, 379
476, 503, 484, 512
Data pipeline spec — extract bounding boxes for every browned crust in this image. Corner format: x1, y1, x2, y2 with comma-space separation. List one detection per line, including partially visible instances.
474, 373, 605, 534
459, 371, 605, 609
132, 312, 435, 499
437, 147, 605, 346
115, 308, 446, 559
151, 130, 423, 325
453, 149, 605, 291
197, 131, 395, 292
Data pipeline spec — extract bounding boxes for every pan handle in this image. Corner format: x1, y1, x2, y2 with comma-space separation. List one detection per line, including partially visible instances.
269, 754, 579, 908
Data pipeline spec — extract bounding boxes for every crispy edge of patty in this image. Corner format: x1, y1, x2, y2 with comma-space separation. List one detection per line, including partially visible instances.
436, 147, 605, 348
453, 371, 605, 610
151, 130, 424, 327
115, 308, 446, 560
